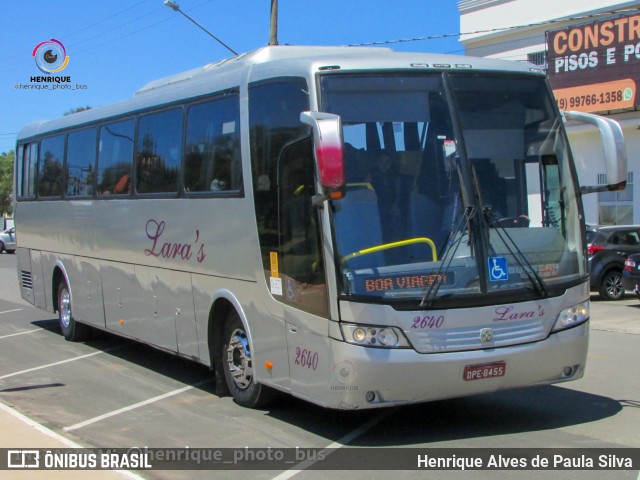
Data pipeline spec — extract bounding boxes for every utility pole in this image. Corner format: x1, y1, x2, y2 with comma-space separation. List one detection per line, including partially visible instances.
269, 0, 278, 46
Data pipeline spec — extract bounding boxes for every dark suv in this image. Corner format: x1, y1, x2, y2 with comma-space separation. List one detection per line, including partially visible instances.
622, 253, 640, 297
587, 225, 640, 300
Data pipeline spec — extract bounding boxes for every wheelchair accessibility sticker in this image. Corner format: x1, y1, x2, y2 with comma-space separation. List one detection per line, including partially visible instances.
488, 257, 508, 281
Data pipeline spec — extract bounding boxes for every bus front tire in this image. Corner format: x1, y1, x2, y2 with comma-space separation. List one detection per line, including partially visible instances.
221, 310, 274, 408
57, 281, 90, 341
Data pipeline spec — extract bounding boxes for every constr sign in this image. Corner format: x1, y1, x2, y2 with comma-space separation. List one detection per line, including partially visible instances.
546, 12, 640, 113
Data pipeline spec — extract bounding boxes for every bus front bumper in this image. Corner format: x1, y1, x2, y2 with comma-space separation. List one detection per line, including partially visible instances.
306, 321, 588, 410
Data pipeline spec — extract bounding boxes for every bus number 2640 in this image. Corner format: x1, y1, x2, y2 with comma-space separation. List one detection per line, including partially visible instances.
411, 315, 445, 329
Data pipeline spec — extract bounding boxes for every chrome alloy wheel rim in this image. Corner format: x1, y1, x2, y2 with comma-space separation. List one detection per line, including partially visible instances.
59, 288, 71, 329
226, 328, 253, 390
605, 273, 623, 299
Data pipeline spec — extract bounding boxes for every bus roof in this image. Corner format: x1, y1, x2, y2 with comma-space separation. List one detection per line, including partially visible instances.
17, 45, 543, 141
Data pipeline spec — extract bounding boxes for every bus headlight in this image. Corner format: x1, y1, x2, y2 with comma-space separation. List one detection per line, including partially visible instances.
552, 301, 589, 332
341, 323, 410, 348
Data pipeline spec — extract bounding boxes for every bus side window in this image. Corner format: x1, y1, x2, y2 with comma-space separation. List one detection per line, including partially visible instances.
136, 109, 182, 194
38, 135, 65, 198
17, 143, 38, 199
97, 119, 134, 196
66, 128, 97, 197
184, 96, 242, 194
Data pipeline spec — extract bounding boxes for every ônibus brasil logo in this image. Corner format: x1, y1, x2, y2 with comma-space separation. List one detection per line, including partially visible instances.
32, 38, 69, 74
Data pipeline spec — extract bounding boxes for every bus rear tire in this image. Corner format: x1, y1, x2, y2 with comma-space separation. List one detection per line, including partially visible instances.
222, 310, 274, 408
57, 281, 90, 341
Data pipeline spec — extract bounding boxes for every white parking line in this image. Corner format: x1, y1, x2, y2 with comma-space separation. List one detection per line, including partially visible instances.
64, 379, 213, 432
0, 401, 145, 480
0, 347, 121, 380
0, 308, 23, 315
0, 328, 40, 339
271, 407, 396, 480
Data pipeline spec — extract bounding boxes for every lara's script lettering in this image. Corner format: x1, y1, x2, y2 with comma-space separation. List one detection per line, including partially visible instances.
145, 219, 206, 263
493, 305, 544, 322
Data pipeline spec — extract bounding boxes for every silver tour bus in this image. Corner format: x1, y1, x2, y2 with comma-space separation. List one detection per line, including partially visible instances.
14, 46, 626, 409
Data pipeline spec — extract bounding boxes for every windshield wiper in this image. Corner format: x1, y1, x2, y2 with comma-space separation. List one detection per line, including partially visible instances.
483, 207, 548, 297
420, 205, 477, 309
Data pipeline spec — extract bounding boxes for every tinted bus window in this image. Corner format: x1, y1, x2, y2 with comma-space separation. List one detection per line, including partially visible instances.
38, 135, 65, 197
26, 143, 38, 198
185, 96, 241, 193
18, 143, 38, 198
248, 79, 328, 316
249, 79, 310, 273
66, 128, 97, 197
97, 119, 134, 195
136, 109, 182, 194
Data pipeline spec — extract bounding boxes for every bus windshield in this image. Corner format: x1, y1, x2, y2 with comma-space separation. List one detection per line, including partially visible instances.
320, 72, 585, 307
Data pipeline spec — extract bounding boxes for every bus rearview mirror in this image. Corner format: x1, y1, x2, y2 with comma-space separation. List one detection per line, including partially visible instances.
300, 111, 345, 200
563, 110, 627, 194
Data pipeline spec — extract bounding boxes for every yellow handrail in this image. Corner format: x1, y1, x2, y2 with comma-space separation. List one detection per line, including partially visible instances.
346, 182, 375, 191
342, 237, 438, 263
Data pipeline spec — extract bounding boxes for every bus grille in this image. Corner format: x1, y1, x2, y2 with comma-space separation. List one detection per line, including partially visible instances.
21, 271, 33, 290
408, 319, 548, 353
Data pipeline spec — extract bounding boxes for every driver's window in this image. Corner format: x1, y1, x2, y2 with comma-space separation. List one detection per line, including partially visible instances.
278, 139, 328, 317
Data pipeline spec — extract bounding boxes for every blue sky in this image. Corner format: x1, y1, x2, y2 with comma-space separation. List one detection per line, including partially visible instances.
0, 0, 463, 153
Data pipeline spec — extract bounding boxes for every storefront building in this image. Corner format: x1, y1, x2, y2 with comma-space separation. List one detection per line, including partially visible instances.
459, 0, 640, 225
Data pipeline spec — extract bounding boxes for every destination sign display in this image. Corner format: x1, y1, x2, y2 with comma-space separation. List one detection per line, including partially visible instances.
356, 273, 454, 293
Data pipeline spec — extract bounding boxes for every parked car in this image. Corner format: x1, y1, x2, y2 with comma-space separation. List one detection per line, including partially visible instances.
622, 253, 640, 298
0, 226, 16, 254
587, 225, 640, 300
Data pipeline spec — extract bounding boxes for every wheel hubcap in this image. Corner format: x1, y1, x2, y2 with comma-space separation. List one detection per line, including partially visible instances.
226, 328, 252, 390
59, 288, 71, 329
606, 274, 623, 298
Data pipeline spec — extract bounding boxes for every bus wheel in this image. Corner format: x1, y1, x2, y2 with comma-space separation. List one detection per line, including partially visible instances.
222, 310, 274, 408
57, 281, 90, 341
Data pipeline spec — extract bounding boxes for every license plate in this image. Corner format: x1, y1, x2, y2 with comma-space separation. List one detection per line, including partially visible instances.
463, 361, 506, 381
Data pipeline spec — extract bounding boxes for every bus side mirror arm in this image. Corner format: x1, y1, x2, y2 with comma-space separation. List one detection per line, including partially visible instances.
311, 194, 327, 208
562, 110, 627, 194
300, 111, 346, 204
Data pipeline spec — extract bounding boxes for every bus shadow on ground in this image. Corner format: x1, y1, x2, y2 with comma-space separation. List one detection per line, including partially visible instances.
29, 319, 623, 448
265, 385, 623, 447
29, 318, 216, 393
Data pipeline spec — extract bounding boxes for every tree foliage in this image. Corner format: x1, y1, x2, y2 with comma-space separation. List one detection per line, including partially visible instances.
0, 150, 14, 216
64, 106, 92, 116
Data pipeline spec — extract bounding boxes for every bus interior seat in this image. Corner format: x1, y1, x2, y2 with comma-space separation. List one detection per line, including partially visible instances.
334, 186, 384, 270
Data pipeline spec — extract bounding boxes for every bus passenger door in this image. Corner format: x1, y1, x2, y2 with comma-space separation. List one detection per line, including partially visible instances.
277, 139, 332, 398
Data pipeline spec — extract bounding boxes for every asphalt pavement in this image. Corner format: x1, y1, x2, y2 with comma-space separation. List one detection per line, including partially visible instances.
589, 294, 640, 336
0, 253, 141, 480
0, 254, 640, 480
